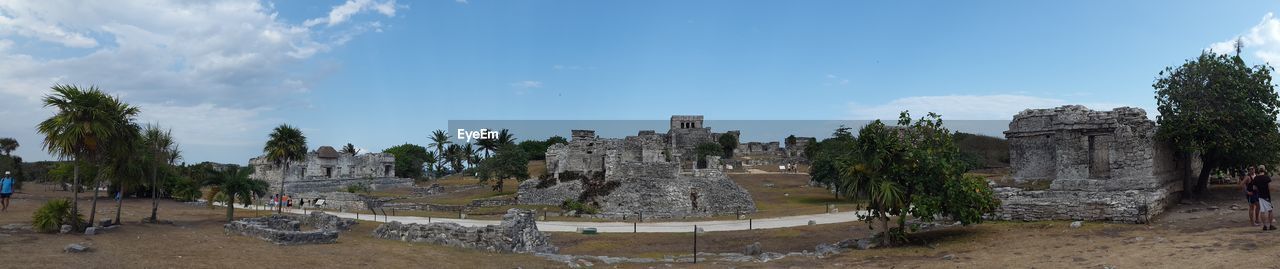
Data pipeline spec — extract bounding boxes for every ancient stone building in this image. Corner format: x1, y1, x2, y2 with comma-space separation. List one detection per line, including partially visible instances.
520, 116, 757, 219
249, 146, 413, 195
995, 105, 1200, 223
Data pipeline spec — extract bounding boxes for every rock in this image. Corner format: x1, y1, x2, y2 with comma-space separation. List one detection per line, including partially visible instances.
855, 239, 876, 250
1, 223, 31, 230
59, 225, 72, 234
64, 243, 90, 253
1208, 206, 1220, 211
758, 252, 785, 262
103, 225, 120, 231
83, 227, 97, 235
744, 242, 762, 256
942, 254, 956, 260
808, 220, 817, 225
814, 243, 840, 257
99, 219, 113, 227
1070, 221, 1083, 228
373, 209, 557, 254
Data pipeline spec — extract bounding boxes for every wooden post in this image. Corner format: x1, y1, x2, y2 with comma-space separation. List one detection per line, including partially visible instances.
749, 218, 753, 230
692, 225, 698, 264
633, 222, 637, 233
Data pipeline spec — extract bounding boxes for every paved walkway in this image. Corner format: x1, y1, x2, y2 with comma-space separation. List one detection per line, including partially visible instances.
228, 203, 869, 233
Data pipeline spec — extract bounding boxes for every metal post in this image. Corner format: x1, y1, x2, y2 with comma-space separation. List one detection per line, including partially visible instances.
692, 225, 698, 264
633, 222, 637, 233
749, 218, 753, 230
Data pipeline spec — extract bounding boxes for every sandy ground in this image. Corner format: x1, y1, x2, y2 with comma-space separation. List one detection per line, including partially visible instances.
0, 185, 559, 269
2, 182, 1278, 268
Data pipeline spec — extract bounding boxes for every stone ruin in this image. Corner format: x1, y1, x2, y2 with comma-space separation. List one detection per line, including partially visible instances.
733, 136, 815, 168
224, 212, 358, 245
372, 209, 557, 254
995, 105, 1200, 223
517, 116, 757, 219
249, 145, 414, 195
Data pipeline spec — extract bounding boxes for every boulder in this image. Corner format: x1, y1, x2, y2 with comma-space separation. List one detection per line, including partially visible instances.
64, 243, 90, 253
814, 243, 840, 257
744, 242, 762, 256
1070, 221, 1083, 228
855, 239, 876, 250
83, 227, 97, 235
59, 225, 72, 234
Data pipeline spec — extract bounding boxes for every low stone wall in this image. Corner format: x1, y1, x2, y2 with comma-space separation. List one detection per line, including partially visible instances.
284, 177, 414, 194
223, 212, 357, 245
371, 209, 557, 254
992, 184, 1176, 223
469, 197, 517, 207
295, 191, 371, 211
381, 202, 467, 212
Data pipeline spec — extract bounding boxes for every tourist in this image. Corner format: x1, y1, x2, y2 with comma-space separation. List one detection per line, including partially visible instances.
1244, 167, 1259, 226
0, 171, 13, 211
1254, 166, 1274, 231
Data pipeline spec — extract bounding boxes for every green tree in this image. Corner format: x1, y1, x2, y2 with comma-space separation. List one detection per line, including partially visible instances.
718, 133, 739, 159
263, 124, 307, 213
204, 165, 269, 222
0, 137, 17, 156
423, 151, 439, 178
546, 136, 568, 145
341, 143, 360, 156
103, 136, 144, 225
518, 140, 549, 161
142, 124, 179, 222
821, 112, 999, 246
477, 129, 515, 159
477, 144, 529, 192
383, 144, 429, 179
444, 144, 466, 174
37, 84, 138, 230
693, 142, 724, 168
88, 97, 141, 226
807, 126, 857, 197
428, 129, 452, 177
1154, 49, 1280, 197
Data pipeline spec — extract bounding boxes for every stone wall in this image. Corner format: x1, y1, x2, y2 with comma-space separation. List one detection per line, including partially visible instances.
371, 209, 557, 254
996, 106, 1200, 223
249, 147, 407, 195
280, 177, 414, 194
223, 212, 356, 245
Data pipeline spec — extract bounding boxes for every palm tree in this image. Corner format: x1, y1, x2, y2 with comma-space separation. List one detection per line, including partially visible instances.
423, 151, 438, 178
104, 138, 145, 225
341, 143, 360, 156
0, 137, 17, 156
37, 84, 137, 230
445, 144, 465, 174
205, 165, 269, 222
88, 97, 141, 226
428, 130, 451, 177
142, 124, 176, 222
477, 129, 515, 159
263, 124, 307, 214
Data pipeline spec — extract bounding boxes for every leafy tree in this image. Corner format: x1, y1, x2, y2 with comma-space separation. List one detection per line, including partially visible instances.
693, 142, 724, 168
204, 165, 269, 222
0, 137, 17, 156
423, 151, 439, 178
519, 140, 549, 161
263, 124, 307, 213
103, 135, 144, 225
341, 143, 360, 156
37, 84, 138, 230
477, 129, 515, 159
383, 144, 429, 179
546, 135, 568, 145
1154, 49, 1280, 197
477, 144, 529, 192
807, 126, 857, 196
444, 144, 467, 174
819, 112, 999, 246
718, 133, 739, 159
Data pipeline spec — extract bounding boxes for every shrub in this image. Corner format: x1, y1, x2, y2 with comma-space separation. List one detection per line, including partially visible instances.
345, 184, 370, 193
32, 199, 82, 233
560, 199, 598, 215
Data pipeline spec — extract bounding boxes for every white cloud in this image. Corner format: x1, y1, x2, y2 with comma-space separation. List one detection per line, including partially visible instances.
456, 0, 469, 4
307, 0, 398, 27
1209, 12, 1280, 64
823, 74, 850, 86
0, 0, 399, 162
847, 94, 1139, 120
510, 80, 543, 89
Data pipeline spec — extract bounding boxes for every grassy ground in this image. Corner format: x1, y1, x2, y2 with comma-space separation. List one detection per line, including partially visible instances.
726, 173, 858, 218
552, 222, 871, 259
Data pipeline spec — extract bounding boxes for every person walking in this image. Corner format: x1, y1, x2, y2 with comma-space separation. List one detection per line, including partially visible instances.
0, 171, 13, 211
1254, 166, 1274, 231
1244, 167, 1259, 226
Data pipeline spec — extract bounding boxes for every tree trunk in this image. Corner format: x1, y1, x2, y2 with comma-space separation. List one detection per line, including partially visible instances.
277, 161, 289, 214
1195, 158, 1216, 197
226, 194, 235, 222
879, 216, 891, 246
1181, 151, 1195, 199
89, 176, 101, 226
114, 182, 124, 225
150, 150, 159, 221
71, 160, 81, 230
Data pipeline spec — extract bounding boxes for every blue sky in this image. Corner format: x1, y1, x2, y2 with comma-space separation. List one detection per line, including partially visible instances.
1, 0, 1278, 164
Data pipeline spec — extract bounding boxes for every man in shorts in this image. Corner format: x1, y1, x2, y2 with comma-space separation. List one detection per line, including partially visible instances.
1, 171, 14, 211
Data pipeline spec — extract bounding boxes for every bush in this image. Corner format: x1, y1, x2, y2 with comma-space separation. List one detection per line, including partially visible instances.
345, 184, 370, 193
32, 199, 82, 233
560, 199, 598, 214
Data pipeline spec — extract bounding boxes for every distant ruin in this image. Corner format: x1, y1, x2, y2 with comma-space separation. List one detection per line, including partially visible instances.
224, 212, 358, 245
995, 105, 1200, 223
518, 115, 757, 219
249, 145, 414, 195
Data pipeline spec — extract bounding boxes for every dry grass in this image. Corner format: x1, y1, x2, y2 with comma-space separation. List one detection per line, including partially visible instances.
727, 173, 858, 218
